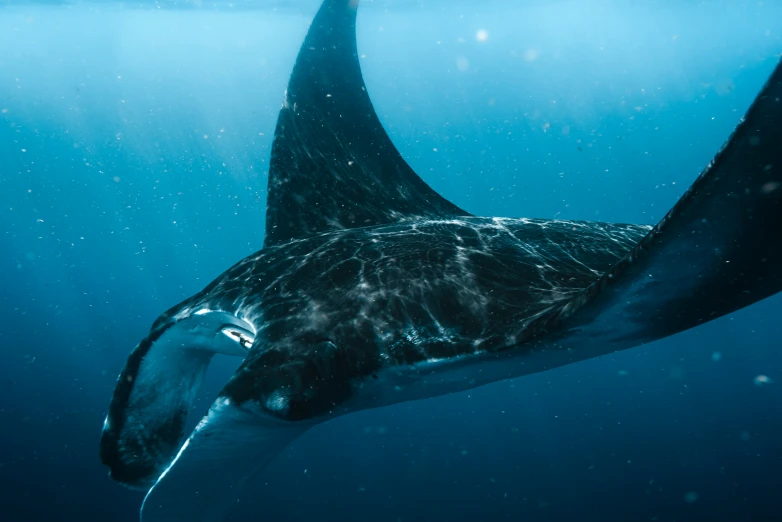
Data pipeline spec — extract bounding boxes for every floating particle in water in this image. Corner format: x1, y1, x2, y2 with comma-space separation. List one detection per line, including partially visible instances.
524, 48, 540, 62
754, 375, 772, 386
684, 491, 698, 503
740, 431, 751, 442
617, 370, 628, 376
456, 57, 469, 71
714, 79, 736, 96
475, 29, 489, 42
711, 352, 722, 362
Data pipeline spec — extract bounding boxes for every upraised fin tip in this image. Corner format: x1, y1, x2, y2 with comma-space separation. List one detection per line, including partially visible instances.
263, 0, 468, 247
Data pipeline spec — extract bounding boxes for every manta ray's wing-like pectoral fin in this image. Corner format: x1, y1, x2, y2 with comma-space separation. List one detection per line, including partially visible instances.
532, 58, 782, 351
264, 0, 470, 247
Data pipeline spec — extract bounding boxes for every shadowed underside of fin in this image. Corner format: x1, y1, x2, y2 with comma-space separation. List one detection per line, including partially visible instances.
141, 397, 308, 522
264, 0, 469, 247
534, 58, 782, 350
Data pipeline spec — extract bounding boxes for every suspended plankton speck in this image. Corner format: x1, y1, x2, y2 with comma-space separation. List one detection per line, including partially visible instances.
711, 351, 722, 362
754, 374, 772, 386
475, 29, 489, 42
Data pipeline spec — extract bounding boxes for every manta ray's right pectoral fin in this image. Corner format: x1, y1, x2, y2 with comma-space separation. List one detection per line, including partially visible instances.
534, 57, 782, 351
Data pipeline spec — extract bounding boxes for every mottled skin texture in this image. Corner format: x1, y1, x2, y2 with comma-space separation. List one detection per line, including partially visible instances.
172, 218, 650, 420
104, 214, 648, 484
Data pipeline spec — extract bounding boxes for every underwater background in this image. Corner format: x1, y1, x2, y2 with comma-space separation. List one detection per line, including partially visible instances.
2, 0, 782, 520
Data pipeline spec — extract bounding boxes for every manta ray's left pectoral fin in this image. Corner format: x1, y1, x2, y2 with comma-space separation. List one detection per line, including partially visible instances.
263, 0, 469, 247
532, 57, 782, 351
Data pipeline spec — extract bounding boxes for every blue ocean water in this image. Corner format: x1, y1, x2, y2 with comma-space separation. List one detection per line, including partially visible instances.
1, 0, 781, 520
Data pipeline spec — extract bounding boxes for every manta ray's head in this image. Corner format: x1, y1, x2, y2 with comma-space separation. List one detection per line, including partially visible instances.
100, 306, 258, 490
101, 299, 358, 522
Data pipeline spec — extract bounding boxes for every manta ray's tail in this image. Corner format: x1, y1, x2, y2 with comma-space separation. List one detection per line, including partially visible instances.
533, 56, 782, 350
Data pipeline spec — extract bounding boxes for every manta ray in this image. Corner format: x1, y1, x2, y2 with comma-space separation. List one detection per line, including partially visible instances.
100, 0, 782, 520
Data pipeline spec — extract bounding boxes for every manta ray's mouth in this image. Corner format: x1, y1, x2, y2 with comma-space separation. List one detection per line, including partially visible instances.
220, 326, 255, 350
100, 309, 257, 490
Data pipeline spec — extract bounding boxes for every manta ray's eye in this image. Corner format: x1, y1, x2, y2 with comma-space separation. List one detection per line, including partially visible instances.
220, 327, 255, 350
